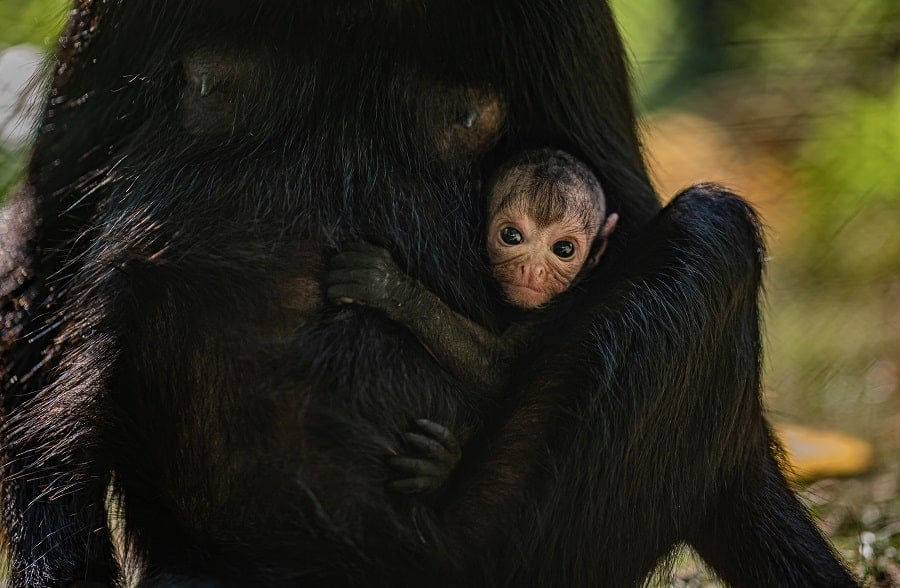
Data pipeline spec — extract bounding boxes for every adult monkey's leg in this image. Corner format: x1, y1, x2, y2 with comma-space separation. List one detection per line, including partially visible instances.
691, 440, 856, 587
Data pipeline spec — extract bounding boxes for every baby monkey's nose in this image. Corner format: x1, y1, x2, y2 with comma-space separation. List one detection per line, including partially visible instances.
520, 263, 546, 284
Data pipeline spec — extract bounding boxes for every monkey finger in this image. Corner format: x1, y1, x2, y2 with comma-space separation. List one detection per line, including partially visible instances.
323, 268, 380, 285
371, 434, 399, 456
387, 456, 443, 477
330, 251, 383, 270
325, 280, 364, 293
346, 244, 395, 268
402, 432, 452, 461
388, 477, 438, 494
324, 277, 383, 300
325, 285, 368, 305
414, 419, 461, 457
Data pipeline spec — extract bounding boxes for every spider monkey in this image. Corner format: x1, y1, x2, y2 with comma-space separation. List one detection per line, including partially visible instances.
0, 1, 855, 586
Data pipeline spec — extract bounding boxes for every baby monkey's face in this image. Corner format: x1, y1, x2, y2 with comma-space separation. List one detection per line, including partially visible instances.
486, 203, 598, 309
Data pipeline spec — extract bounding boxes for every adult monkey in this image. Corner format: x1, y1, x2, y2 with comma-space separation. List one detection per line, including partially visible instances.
0, 1, 855, 587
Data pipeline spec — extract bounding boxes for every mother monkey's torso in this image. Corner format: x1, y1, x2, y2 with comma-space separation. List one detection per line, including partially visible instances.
1, 1, 667, 585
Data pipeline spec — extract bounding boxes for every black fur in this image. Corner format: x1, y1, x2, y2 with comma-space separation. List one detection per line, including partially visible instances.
0, 1, 855, 586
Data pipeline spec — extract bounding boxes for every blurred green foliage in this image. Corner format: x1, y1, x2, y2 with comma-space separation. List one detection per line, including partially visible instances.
798, 79, 900, 229
734, 0, 897, 78
789, 76, 900, 296
0, 0, 67, 50
0, 145, 25, 197
613, 0, 899, 277
610, 0, 686, 105
1, 0, 67, 200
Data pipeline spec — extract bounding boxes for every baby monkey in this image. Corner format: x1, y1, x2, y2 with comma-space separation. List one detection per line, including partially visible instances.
328, 149, 617, 385
325, 149, 617, 491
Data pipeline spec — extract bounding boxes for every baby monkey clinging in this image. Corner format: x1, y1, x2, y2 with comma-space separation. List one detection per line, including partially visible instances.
325, 149, 617, 492
325, 148, 617, 395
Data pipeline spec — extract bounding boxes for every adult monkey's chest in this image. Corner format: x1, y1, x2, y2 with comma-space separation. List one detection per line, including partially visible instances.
176, 14, 509, 325
180, 44, 506, 171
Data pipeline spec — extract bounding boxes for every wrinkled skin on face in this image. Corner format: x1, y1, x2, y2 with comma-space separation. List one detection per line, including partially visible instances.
486, 169, 618, 309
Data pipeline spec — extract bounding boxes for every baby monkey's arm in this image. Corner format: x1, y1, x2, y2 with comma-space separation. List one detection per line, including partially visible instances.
325, 242, 519, 398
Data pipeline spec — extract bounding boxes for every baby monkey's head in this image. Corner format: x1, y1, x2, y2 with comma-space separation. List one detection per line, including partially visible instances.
485, 149, 618, 309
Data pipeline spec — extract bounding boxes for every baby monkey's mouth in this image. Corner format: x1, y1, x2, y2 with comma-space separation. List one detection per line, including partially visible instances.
502, 283, 563, 309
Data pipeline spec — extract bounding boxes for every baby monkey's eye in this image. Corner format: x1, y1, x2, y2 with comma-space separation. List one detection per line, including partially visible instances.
500, 227, 524, 245
553, 241, 575, 259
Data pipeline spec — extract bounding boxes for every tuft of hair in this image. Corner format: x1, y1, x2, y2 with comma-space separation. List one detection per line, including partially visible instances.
487, 148, 606, 236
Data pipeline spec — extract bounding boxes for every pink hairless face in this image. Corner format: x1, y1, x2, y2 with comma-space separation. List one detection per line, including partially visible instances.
485, 167, 618, 309
487, 212, 590, 308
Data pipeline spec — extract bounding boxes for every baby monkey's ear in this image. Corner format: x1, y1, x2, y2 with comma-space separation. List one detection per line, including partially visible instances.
586, 213, 620, 269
